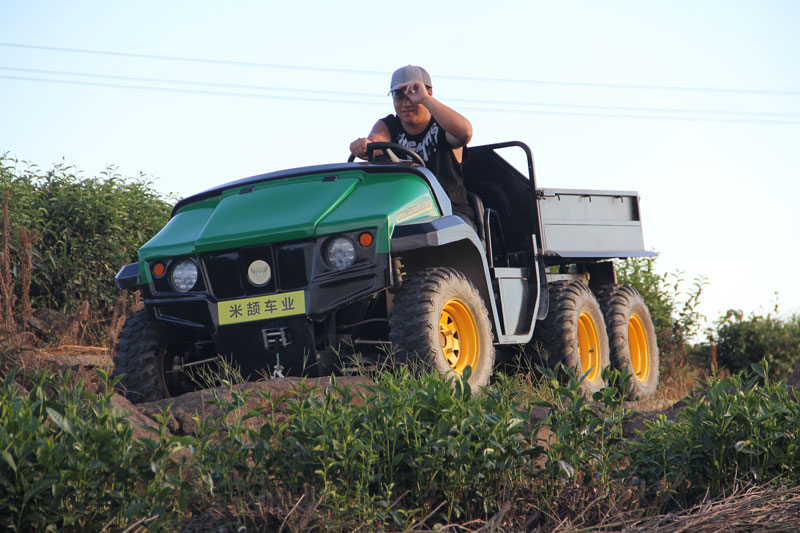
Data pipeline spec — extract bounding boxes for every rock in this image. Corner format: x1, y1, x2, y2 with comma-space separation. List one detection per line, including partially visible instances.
110, 393, 162, 440
110, 393, 191, 461
35, 352, 112, 369
138, 376, 376, 436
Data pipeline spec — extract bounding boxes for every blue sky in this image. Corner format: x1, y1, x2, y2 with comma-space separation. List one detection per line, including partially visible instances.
1, 0, 799, 331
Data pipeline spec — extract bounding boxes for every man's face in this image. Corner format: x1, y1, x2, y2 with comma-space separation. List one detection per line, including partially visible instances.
392, 86, 431, 127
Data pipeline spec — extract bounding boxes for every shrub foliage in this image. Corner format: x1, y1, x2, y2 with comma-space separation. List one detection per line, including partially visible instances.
2, 363, 799, 530
0, 154, 172, 342
191, 368, 535, 528
713, 309, 800, 376
631, 362, 800, 507
0, 369, 189, 531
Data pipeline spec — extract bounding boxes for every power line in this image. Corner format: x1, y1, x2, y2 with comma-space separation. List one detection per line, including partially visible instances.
0, 66, 386, 101
0, 42, 385, 76
4, 65, 799, 121
3, 73, 799, 126
5, 65, 798, 120
3, 41, 799, 97
0, 74, 368, 105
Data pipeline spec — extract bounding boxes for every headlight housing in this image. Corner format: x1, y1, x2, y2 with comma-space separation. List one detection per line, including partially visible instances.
325, 236, 356, 270
171, 259, 198, 292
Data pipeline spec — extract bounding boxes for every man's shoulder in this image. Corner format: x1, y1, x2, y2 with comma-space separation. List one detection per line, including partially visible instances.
380, 114, 398, 126
380, 114, 401, 138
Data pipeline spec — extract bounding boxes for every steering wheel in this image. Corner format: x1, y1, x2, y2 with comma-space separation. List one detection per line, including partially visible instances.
348, 142, 426, 167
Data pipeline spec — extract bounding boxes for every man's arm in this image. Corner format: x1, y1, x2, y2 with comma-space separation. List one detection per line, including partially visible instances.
349, 120, 391, 159
404, 81, 473, 148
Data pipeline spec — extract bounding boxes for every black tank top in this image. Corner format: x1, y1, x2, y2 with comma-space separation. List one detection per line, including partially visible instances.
381, 114, 474, 223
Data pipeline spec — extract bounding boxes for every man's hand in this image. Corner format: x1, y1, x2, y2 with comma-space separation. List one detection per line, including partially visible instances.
350, 121, 391, 159
349, 137, 371, 158
397, 81, 430, 105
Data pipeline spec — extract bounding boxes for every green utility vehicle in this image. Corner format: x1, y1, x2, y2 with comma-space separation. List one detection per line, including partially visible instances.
113, 142, 658, 403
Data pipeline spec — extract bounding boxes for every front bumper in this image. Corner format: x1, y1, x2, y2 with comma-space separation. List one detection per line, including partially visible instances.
140, 252, 390, 374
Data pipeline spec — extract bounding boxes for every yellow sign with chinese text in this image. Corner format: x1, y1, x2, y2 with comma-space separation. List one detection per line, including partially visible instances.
217, 290, 306, 325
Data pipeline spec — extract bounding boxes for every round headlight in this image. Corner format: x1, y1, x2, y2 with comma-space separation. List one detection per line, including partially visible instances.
326, 237, 356, 269
247, 259, 272, 286
171, 260, 198, 292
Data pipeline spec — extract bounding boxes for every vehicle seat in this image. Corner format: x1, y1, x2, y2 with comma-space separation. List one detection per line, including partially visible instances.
467, 192, 486, 244
468, 191, 509, 267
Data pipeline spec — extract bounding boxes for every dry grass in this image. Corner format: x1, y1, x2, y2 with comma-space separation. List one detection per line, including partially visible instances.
635, 362, 703, 413
620, 484, 800, 532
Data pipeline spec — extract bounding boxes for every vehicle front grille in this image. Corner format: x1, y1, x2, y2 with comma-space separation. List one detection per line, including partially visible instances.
201, 241, 313, 300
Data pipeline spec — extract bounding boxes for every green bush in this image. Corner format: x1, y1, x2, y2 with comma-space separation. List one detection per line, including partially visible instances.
630, 362, 800, 508
535, 365, 635, 487
3, 362, 799, 530
188, 369, 536, 529
713, 309, 800, 377
0, 369, 190, 531
0, 154, 173, 334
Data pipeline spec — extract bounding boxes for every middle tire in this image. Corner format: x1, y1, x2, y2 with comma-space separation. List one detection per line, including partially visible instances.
535, 280, 611, 394
390, 267, 495, 389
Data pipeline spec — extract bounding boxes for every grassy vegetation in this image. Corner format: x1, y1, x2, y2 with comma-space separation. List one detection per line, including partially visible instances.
2, 363, 798, 531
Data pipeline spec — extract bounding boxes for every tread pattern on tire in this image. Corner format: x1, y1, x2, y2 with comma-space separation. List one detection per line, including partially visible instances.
389, 267, 495, 388
596, 284, 659, 398
111, 310, 168, 404
534, 280, 610, 393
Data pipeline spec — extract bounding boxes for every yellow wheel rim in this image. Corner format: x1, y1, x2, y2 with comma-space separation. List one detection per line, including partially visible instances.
628, 314, 650, 382
439, 299, 479, 374
577, 312, 601, 382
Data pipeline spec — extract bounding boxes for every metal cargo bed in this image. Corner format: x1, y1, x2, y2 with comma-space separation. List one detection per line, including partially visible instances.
536, 188, 655, 260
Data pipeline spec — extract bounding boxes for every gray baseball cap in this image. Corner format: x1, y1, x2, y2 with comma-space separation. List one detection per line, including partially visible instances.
389, 65, 432, 93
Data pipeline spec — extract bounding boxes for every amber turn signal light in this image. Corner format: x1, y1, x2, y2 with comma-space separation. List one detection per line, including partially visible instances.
152, 262, 166, 278
358, 232, 373, 247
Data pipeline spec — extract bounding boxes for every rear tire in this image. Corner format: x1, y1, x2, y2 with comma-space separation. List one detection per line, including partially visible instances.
596, 285, 659, 398
535, 280, 610, 395
390, 267, 495, 389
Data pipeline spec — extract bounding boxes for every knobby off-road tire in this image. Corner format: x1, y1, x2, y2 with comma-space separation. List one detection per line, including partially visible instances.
596, 284, 659, 398
535, 280, 610, 395
112, 310, 176, 404
389, 267, 495, 389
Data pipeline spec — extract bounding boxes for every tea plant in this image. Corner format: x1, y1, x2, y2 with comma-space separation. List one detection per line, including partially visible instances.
187, 368, 537, 529
0, 369, 191, 531
533, 365, 636, 499
0, 154, 173, 344
3, 357, 800, 530
712, 308, 800, 377
630, 361, 800, 508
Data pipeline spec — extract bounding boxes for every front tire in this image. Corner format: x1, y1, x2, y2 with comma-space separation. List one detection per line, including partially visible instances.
112, 310, 199, 403
390, 267, 495, 389
535, 280, 610, 394
597, 285, 659, 398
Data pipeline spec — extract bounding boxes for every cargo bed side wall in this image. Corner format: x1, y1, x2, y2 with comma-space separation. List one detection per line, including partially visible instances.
537, 189, 648, 259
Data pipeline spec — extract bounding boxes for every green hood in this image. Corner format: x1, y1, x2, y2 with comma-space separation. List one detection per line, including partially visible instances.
138, 169, 439, 264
